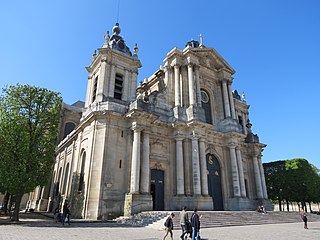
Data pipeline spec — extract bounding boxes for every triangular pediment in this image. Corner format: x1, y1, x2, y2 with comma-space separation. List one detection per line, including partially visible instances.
193, 47, 235, 74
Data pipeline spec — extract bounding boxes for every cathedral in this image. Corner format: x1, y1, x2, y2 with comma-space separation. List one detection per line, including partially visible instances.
28, 22, 270, 220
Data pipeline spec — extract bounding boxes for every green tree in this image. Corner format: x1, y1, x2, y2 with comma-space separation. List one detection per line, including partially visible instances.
0, 84, 62, 221
264, 158, 320, 212
263, 160, 286, 210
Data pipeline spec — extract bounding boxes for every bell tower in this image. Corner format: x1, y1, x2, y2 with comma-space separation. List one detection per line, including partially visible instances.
84, 23, 142, 111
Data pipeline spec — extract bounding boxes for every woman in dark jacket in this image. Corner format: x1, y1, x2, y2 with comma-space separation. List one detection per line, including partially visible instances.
191, 208, 200, 240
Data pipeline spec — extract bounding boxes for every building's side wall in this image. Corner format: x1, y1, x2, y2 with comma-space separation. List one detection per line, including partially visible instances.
100, 115, 131, 219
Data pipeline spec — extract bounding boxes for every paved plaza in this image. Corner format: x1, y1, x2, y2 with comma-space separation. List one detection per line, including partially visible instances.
0, 214, 319, 240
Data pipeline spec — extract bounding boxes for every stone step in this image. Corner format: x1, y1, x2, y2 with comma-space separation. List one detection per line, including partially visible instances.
171, 211, 320, 228
114, 210, 320, 228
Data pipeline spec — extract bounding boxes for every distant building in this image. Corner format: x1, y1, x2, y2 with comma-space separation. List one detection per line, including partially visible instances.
28, 22, 270, 219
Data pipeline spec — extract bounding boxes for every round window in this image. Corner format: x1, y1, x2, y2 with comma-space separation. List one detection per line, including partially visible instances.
201, 90, 209, 103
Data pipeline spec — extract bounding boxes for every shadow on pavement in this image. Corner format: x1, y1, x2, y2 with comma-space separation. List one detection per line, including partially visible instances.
0, 212, 144, 228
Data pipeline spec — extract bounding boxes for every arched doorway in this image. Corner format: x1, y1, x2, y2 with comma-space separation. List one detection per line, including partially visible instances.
150, 169, 164, 210
207, 154, 224, 210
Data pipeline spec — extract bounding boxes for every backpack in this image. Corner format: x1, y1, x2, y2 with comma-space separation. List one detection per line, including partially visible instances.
164, 217, 170, 227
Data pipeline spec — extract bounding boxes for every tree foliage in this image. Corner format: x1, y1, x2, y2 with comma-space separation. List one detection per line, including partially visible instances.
264, 158, 320, 212
0, 84, 62, 221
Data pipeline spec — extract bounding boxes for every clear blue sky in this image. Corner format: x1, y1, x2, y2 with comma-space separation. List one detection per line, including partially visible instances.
1, 0, 319, 168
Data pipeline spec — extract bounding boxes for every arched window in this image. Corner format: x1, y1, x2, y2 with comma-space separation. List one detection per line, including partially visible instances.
62, 163, 69, 195
201, 89, 213, 124
55, 168, 62, 196
78, 151, 86, 192
63, 122, 76, 139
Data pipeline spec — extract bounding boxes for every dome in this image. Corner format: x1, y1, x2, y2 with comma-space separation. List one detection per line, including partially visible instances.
107, 22, 132, 56
185, 40, 200, 48
112, 23, 121, 35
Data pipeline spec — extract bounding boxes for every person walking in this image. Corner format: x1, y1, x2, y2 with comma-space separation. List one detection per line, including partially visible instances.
62, 201, 71, 226
299, 208, 308, 229
190, 208, 200, 240
180, 206, 189, 239
163, 212, 175, 240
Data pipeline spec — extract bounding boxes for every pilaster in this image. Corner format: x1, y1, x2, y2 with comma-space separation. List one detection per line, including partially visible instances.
194, 65, 201, 107
130, 71, 138, 101
191, 136, 201, 195
175, 137, 185, 195
96, 60, 107, 102
140, 131, 150, 194
236, 147, 246, 197
108, 64, 116, 98
122, 69, 129, 101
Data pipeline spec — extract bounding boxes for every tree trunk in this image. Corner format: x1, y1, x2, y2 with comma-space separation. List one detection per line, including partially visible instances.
2, 192, 10, 213
308, 202, 312, 213
286, 199, 289, 211
278, 196, 282, 212
11, 193, 22, 222
303, 202, 307, 212
8, 194, 14, 216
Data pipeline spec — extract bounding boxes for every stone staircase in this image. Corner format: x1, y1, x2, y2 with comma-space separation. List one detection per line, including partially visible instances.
171, 211, 320, 229
114, 211, 169, 227
115, 211, 320, 229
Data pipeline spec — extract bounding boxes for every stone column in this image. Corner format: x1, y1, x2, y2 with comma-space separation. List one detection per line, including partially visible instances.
174, 64, 181, 107
227, 81, 236, 119
236, 147, 246, 197
176, 137, 185, 195
241, 112, 247, 135
199, 138, 208, 195
253, 155, 263, 199
164, 64, 169, 86
229, 145, 241, 197
194, 65, 201, 107
140, 131, 150, 194
130, 125, 141, 193
258, 157, 268, 199
181, 66, 188, 107
187, 63, 195, 106
183, 139, 192, 195
108, 64, 116, 98
191, 136, 201, 195
222, 79, 231, 118
163, 63, 172, 105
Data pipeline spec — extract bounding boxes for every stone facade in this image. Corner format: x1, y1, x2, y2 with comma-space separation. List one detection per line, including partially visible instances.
29, 23, 270, 219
